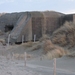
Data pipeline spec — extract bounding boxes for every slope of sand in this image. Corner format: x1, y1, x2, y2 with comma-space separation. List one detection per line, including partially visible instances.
0, 56, 75, 75
0, 45, 75, 75
0, 56, 41, 75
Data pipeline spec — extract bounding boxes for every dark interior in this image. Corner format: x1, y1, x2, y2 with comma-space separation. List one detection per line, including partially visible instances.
4, 24, 14, 32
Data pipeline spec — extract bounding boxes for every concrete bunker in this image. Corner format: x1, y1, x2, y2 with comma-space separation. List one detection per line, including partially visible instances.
0, 11, 74, 44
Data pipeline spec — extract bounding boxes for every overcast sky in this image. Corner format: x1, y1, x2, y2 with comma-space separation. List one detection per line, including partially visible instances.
0, 0, 75, 14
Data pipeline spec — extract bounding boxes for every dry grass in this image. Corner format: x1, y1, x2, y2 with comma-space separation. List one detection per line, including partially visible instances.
39, 34, 50, 42
43, 40, 55, 54
43, 40, 69, 59
51, 33, 67, 46
0, 30, 4, 35
0, 39, 6, 45
66, 50, 75, 57
51, 21, 75, 48
21, 41, 33, 47
46, 49, 69, 59
21, 41, 40, 48
32, 44, 41, 51
25, 41, 33, 47
12, 53, 32, 60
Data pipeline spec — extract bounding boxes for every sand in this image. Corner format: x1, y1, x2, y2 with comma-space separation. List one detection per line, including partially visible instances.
0, 45, 75, 75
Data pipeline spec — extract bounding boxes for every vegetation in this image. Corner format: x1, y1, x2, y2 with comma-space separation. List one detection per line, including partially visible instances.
51, 21, 75, 48
43, 40, 69, 59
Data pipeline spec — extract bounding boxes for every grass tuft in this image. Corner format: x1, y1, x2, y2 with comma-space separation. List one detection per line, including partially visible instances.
39, 34, 50, 42
43, 40, 69, 59
21, 41, 33, 47
51, 21, 75, 48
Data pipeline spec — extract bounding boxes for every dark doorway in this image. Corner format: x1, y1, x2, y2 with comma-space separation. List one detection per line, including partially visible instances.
5, 24, 14, 32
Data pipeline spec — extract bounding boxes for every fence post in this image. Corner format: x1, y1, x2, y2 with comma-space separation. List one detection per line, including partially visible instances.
53, 58, 56, 75
34, 34, 36, 42
7, 34, 10, 46
24, 52, 27, 67
22, 35, 24, 43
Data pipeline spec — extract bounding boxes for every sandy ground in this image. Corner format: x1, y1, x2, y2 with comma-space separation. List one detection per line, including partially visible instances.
0, 56, 41, 75
0, 45, 75, 75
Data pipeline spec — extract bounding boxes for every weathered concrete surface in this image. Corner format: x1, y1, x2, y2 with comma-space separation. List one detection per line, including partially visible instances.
0, 11, 75, 43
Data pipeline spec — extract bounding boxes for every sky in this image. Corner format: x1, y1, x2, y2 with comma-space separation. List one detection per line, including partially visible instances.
0, 0, 75, 14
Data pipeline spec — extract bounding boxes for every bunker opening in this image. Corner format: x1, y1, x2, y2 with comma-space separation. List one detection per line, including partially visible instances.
4, 24, 14, 32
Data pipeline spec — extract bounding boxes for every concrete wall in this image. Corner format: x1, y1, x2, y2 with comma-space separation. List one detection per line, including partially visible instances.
43, 11, 64, 35
62, 14, 73, 25
0, 12, 24, 31
16, 17, 32, 42
32, 17, 43, 40
73, 14, 75, 24
1, 11, 74, 43
45, 17, 60, 35
31, 11, 64, 40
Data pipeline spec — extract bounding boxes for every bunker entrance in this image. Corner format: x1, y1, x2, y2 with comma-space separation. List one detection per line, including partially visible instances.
4, 24, 14, 32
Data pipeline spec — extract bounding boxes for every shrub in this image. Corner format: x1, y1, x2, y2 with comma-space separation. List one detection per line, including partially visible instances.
39, 34, 50, 42
43, 40, 55, 54
22, 41, 33, 47
43, 40, 69, 59
12, 53, 32, 60
0, 30, 4, 35
51, 21, 75, 48
46, 49, 69, 59
32, 45, 41, 51
0, 39, 6, 45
